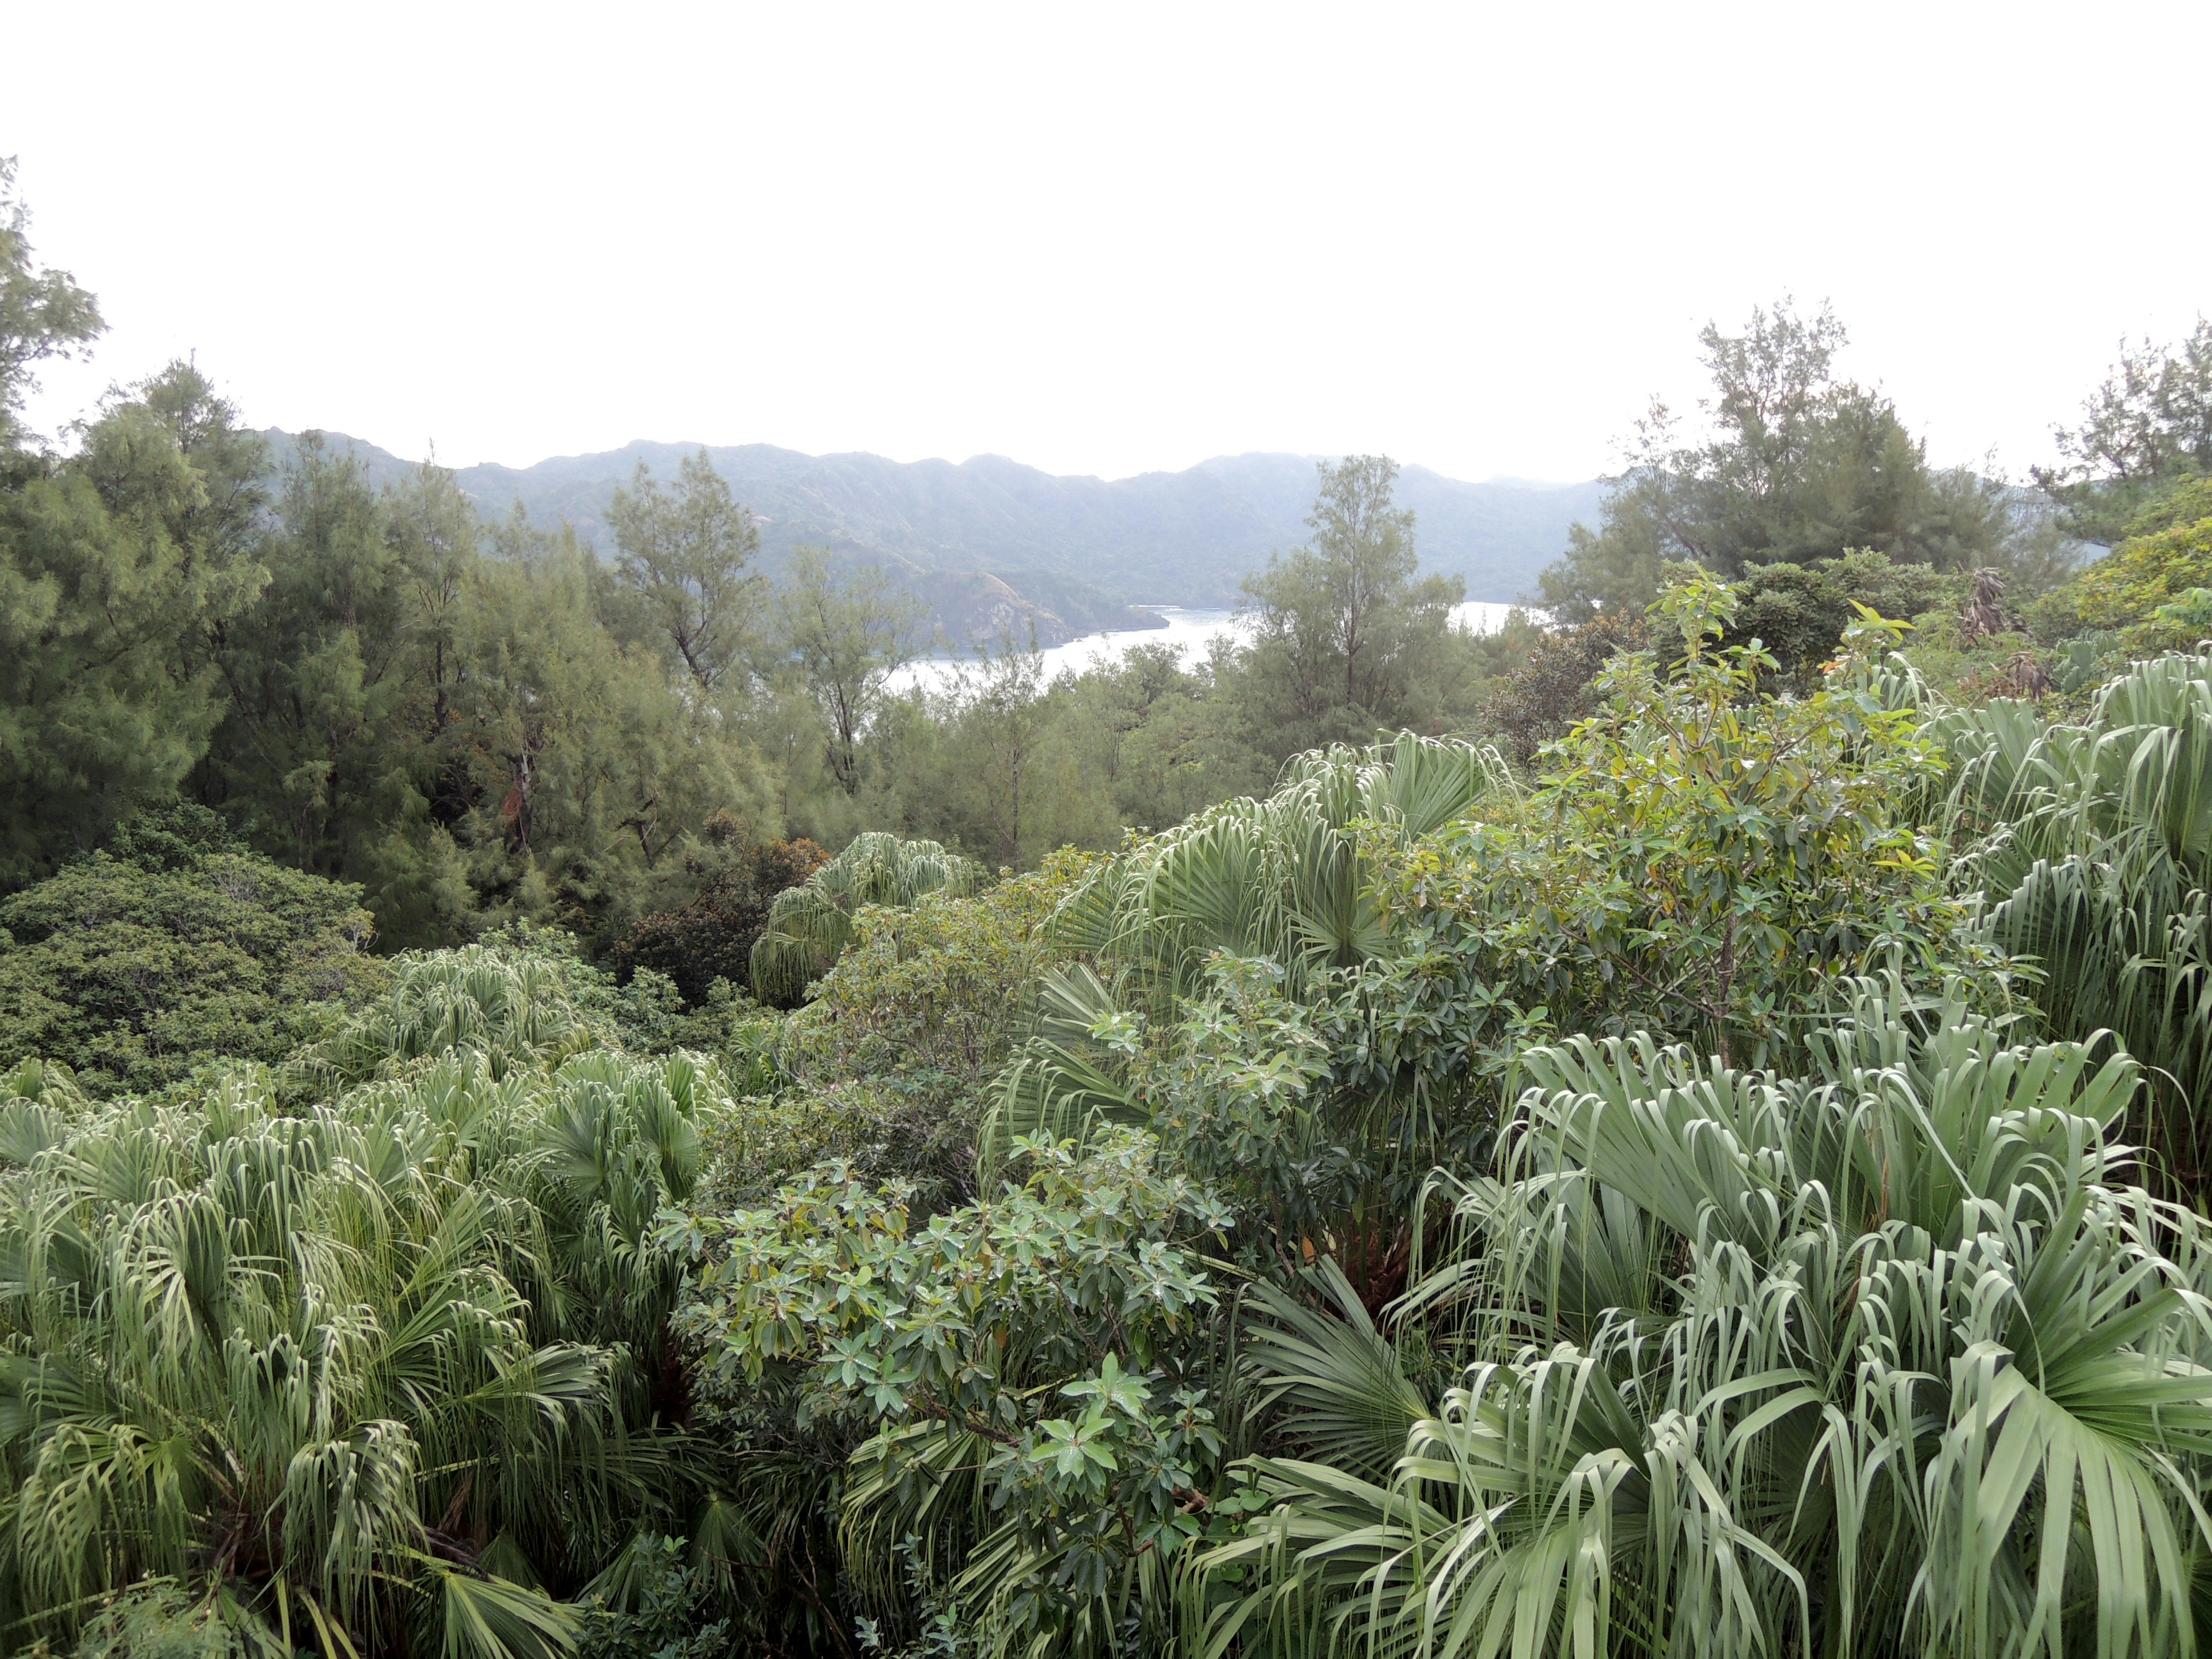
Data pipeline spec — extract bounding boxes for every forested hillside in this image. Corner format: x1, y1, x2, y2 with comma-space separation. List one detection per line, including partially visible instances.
270, 429, 1606, 609
13, 149, 2212, 1659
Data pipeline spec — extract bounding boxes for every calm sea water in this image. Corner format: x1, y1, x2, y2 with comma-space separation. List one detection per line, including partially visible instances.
888, 601, 1528, 697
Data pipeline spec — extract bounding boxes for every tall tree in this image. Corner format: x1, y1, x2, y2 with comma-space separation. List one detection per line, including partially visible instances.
450, 532, 778, 937
199, 453, 778, 945
607, 449, 762, 693
772, 546, 922, 793
199, 437, 443, 878
2036, 318, 2212, 544
1539, 300, 2013, 618
941, 631, 1050, 869
1049, 639, 1261, 832
1231, 455, 1470, 756
2, 364, 269, 886
0, 156, 102, 453
0, 153, 271, 884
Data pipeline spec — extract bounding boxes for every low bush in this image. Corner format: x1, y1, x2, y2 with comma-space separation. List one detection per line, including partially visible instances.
0, 805, 384, 1095
615, 835, 828, 1005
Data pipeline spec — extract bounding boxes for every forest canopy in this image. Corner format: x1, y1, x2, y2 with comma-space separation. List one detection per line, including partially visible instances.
9, 156, 2212, 1659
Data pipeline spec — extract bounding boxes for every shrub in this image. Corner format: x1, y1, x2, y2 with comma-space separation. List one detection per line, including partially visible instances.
1476, 609, 1646, 764
0, 805, 384, 1095
615, 836, 828, 1005
780, 851, 1084, 1098
1723, 546, 1953, 685
63, 1581, 251, 1658
700, 851, 1095, 1209
575, 1535, 730, 1659
2028, 476, 2212, 647
673, 1130, 1234, 1659
1385, 574, 1985, 1069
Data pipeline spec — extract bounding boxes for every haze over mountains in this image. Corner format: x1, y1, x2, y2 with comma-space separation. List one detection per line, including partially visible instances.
268, 433, 1605, 647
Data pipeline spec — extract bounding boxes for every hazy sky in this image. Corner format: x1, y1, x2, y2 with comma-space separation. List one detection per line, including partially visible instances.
10, 1, 2210, 484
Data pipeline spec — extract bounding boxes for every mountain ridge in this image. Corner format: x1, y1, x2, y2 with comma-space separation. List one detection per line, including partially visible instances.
263, 431, 1605, 642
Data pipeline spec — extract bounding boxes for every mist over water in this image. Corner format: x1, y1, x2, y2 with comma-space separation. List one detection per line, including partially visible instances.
888, 600, 1529, 696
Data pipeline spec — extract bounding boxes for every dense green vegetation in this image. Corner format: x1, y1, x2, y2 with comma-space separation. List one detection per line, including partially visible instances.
0, 806, 384, 1097
12, 159, 2212, 1657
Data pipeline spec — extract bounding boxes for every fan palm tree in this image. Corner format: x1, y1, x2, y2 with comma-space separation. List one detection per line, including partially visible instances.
1054, 733, 1505, 1003
998, 734, 1503, 1146
297, 944, 592, 1085
1944, 648, 2212, 1187
1194, 980, 2212, 1658
749, 832, 980, 1005
0, 974, 727, 1657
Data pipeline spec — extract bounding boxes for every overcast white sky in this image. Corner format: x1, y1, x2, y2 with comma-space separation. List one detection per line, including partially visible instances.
10, 1, 2209, 484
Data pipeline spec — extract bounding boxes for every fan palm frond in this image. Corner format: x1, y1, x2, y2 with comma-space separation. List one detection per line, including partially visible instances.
991, 964, 1146, 1156
1942, 648, 2212, 1185
0, 1035, 724, 1654
1060, 734, 1504, 1006
749, 832, 982, 1003
1198, 982, 2212, 1658
993, 735, 1503, 1167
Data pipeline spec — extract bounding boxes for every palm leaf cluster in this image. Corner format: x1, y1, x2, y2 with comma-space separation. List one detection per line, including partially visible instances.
999, 734, 1502, 1145
1944, 648, 2212, 1183
0, 954, 724, 1659
1057, 733, 1505, 1001
749, 831, 980, 1005
296, 944, 592, 1086
1198, 982, 2212, 1658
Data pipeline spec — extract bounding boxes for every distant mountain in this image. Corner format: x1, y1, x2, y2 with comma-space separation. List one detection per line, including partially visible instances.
263, 433, 1605, 645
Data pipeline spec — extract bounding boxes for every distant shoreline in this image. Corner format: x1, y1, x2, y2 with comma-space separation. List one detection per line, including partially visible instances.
888, 601, 1533, 694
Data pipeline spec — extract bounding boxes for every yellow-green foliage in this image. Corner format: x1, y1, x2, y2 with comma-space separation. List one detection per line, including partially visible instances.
2032, 478, 2212, 649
